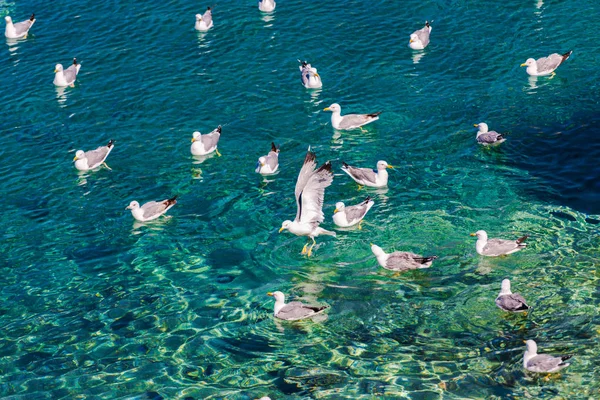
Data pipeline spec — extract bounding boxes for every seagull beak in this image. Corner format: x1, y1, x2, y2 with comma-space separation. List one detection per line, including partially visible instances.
370, 243, 374, 247
278, 227, 284, 233
386, 165, 394, 169
267, 292, 274, 296
522, 340, 527, 344
191, 138, 195, 143
54, 69, 58, 73
410, 39, 414, 43
314, 73, 320, 78
520, 63, 527, 67
323, 107, 330, 111
333, 208, 339, 214
470, 233, 476, 236
473, 124, 479, 127
73, 156, 78, 161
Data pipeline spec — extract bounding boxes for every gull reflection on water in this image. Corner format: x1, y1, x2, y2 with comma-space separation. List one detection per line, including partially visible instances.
261, 13, 275, 25
55, 86, 68, 106
412, 51, 426, 64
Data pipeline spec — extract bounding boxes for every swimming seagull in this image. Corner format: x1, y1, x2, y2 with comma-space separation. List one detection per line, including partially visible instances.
471, 230, 528, 256
267, 291, 328, 321
279, 148, 336, 257
323, 103, 381, 131
409, 21, 431, 50
195, 7, 213, 31
258, 0, 276, 12
54, 58, 81, 87
495, 279, 530, 313
341, 160, 394, 188
126, 196, 177, 222
299, 60, 322, 89
73, 140, 115, 171
4, 14, 35, 39
256, 142, 280, 175
474, 122, 506, 146
333, 196, 374, 228
191, 125, 221, 156
523, 340, 572, 373
371, 244, 437, 271
521, 51, 572, 76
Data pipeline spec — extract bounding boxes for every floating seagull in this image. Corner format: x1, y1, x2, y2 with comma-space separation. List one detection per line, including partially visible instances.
333, 196, 374, 228
279, 149, 335, 256
495, 279, 530, 313
195, 7, 213, 31
523, 340, 572, 373
267, 291, 328, 321
54, 58, 81, 87
341, 160, 393, 188
4, 14, 35, 39
256, 142, 279, 175
409, 21, 431, 50
191, 125, 221, 156
521, 51, 572, 76
126, 196, 177, 222
323, 103, 381, 131
371, 244, 437, 271
73, 140, 115, 171
299, 60, 322, 89
471, 230, 528, 257
474, 123, 506, 146
258, 0, 276, 12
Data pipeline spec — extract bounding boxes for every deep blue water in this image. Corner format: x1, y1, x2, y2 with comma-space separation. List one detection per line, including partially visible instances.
1, 0, 599, 399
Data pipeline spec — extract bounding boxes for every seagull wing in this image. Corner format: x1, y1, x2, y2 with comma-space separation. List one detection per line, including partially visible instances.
297, 161, 333, 224
276, 301, 328, 321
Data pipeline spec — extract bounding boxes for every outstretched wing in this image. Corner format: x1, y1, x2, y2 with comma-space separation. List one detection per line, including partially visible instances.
294, 150, 316, 220
295, 155, 333, 224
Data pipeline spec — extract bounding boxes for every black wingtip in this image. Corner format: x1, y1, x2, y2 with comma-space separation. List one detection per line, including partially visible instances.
562, 50, 573, 62
30, 14, 35, 21
363, 196, 372, 203
341, 161, 350, 168
560, 355, 573, 363
368, 111, 383, 118
270, 142, 279, 152
317, 161, 332, 173
107, 139, 115, 147
304, 149, 316, 164
516, 235, 529, 244
216, 125, 222, 133
425, 21, 430, 27
73, 58, 78, 65
166, 196, 178, 206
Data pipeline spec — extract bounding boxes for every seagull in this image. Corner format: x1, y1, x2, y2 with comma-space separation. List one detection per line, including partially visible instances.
126, 196, 177, 222
409, 21, 431, 50
495, 279, 530, 313
474, 123, 506, 146
54, 58, 81, 87
279, 149, 336, 256
256, 142, 279, 175
341, 160, 393, 188
323, 103, 381, 131
333, 196, 374, 228
258, 0, 276, 12
4, 14, 35, 39
267, 291, 328, 321
371, 244, 437, 271
195, 7, 213, 31
521, 51, 572, 76
73, 140, 115, 171
471, 230, 528, 257
523, 340, 572, 373
191, 125, 221, 156
299, 60, 322, 89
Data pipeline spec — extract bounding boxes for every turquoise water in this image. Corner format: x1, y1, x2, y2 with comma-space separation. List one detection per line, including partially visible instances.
1, 0, 600, 398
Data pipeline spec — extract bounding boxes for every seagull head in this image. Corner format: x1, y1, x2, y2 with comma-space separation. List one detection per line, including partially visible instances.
191, 131, 201, 142
525, 340, 537, 354
258, 156, 266, 166
279, 220, 292, 233
334, 202, 345, 214
323, 103, 341, 113
521, 58, 536, 67
474, 122, 488, 133
470, 230, 488, 241
73, 150, 85, 161
5, 16, 12, 24
267, 291, 285, 302
377, 160, 394, 170
370, 243, 385, 257
54, 64, 64, 73
195, 13, 202, 21
409, 33, 418, 43
126, 201, 140, 210
500, 279, 512, 295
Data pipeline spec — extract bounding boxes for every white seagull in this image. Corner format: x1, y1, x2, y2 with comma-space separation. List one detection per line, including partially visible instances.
523, 340, 572, 373
521, 51, 572, 76
195, 7, 213, 31
341, 160, 394, 188
126, 196, 177, 222
409, 21, 431, 50
333, 196, 374, 228
267, 291, 328, 321
258, 0, 276, 12
191, 125, 221, 156
299, 60, 322, 89
495, 279, 530, 313
256, 142, 280, 175
54, 58, 81, 87
323, 103, 381, 131
5, 14, 35, 39
471, 230, 528, 257
279, 149, 336, 256
371, 244, 437, 271
474, 122, 506, 146
73, 140, 115, 171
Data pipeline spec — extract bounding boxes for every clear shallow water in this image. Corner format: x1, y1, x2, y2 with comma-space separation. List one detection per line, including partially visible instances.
1, 0, 599, 398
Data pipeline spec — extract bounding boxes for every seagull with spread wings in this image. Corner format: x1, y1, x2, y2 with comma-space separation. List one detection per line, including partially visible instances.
279, 148, 335, 256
